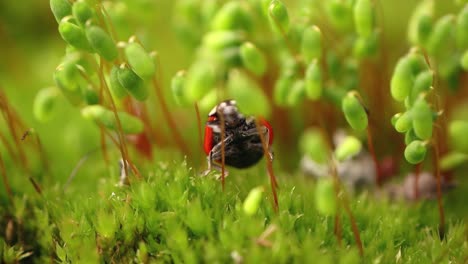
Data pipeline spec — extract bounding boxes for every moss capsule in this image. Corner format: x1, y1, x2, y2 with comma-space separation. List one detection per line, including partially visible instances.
125, 41, 156, 79
353, 0, 374, 38
315, 179, 336, 216
412, 97, 433, 140
456, 5, 468, 49
171, 70, 188, 106
109, 65, 128, 99
59, 20, 93, 52
449, 120, 468, 154
335, 136, 362, 162
300, 129, 328, 164
305, 60, 322, 100
391, 56, 414, 101
211, 1, 252, 31
72, 0, 95, 26
243, 186, 264, 216
240, 42, 267, 76
33, 87, 59, 123
342, 91, 368, 132
427, 15, 455, 56
117, 65, 148, 101
268, 0, 290, 34
301, 26, 322, 62
50, 0, 72, 22
395, 111, 412, 133
85, 25, 118, 61
185, 63, 215, 102
404, 140, 427, 164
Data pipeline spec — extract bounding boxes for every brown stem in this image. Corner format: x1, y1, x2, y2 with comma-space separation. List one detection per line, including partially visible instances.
219, 113, 226, 192
366, 126, 381, 186
341, 193, 364, 257
329, 158, 343, 246
0, 131, 18, 164
99, 126, 109, 165
334, 210, 342, 247
151, 76, 191, 156
255, 118, 279, 212
433, 139, 445, 239
28, 176, 42, 195
0, 153, 13, 202
194, 102, 203, 154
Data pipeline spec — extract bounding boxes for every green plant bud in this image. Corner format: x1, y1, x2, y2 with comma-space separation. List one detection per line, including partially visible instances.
240, 42, 267, 76
325, 0, 353, 31
109, 65, 128, 99
287, 79, 306, 106
268, 0, 290, 34
85, 25, 118, 61
427, 15, 455, 56
50, 0, 72, 22
440, 151, 468, 171
315, 179, 336, 216
449, 120, 468, 154
408, 0, 433, 45
117, 65, 148, 101
412, 97, 433, 140
72, 0, 95, 26
81, 87, 99, 105
456, 5, 468, 49
391, 113, 401, 127
81, 105, 144, 134
301, 26, 322, 62
243, 186, 264, 216
394, 111, 412, 133
353, 0, 374, 38
171, 70, 189, 106
335, 136, 362, 161
461, 49, 468, 70
202, 30, 244, 51
391, 56, 414, 101
227, 71, 270, 117
59, 20, 93, 51
405, 129, 419, 145
353, 32, 378, 59
198, 89, 218, 113
300, 129, 328, 164
33, 87, 59, 123
211, 1, 252, 31
305, 60, 322, 100
125, 41, 156, 79
185, 63, 215, 102
342, 91, 368, 132
404, 140, 427, 164
273, 73, 294, 106
408, 70, 432, 105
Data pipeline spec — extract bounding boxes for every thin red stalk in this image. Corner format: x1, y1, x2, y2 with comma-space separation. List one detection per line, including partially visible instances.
99, 58, 131, 178
28, 176, 42, 195
219, 113, 226, 192
366, 126, 381, 186
334, 214, 342, 247
0, 132, 18, 164
151, 76, 191, 156
99, 126, 109, 165
194, 102, 203, 153
341, 194, 364, 256
329, 159, 343, 247
255, 119, 279, 212
433, 138, 445, 239
0, 153, 13, 202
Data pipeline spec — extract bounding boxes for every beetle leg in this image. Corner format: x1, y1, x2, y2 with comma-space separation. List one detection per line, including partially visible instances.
201, 135, 233, 176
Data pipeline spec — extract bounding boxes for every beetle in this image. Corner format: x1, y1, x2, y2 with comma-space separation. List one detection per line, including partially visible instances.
203, 99, 274, 174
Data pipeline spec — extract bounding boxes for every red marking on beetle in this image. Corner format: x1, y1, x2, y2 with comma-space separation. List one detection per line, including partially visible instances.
203, 116, 217, 155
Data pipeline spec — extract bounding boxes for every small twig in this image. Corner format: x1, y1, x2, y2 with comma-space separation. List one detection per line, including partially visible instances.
218, 111, 226, 191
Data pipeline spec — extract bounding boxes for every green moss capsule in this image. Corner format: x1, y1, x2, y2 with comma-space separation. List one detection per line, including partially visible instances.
412, 97, 433, 140
325, 0, 353, 31
300, 129, 328, 164
33, 87, 59, 123
81, 105, 144, 134
427, 15, 455, 56
440, 151, 468, 171
315, 179, 336, 216
85, 25, 118, 61
50, 0, 72, 23
273, 73, 294, 106
449, 120, 468, 154
342, 91, 368, 132
404, 140, 427, 164
301, 26, 322, 62
305, 60, 322, 100
409, 70, 432, 104
109, 65, 128, 99
268, 0, 290, 34
72, 0, 95, 26
59, 20, 93, 52
287, 79, 306, 106
171, 70, 188, 106
335, 136, 362, 162
353, 0, 374, 38
125, 41, 156, 79
405, 129, 419, 145
353, 32, 378, 59
391, 56, 414, 102
240, 42, 267, 76
81, 87, 99, 105
243, 186, 264, 216
227, 71, 270, 117
211, 1, 252, 31
117, 65, 148, 101
185, 63, 215, 102
407, 0, 433, 45
394, 111, 412, 133
456, 5, 468, 49
202, 30, 243, 51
